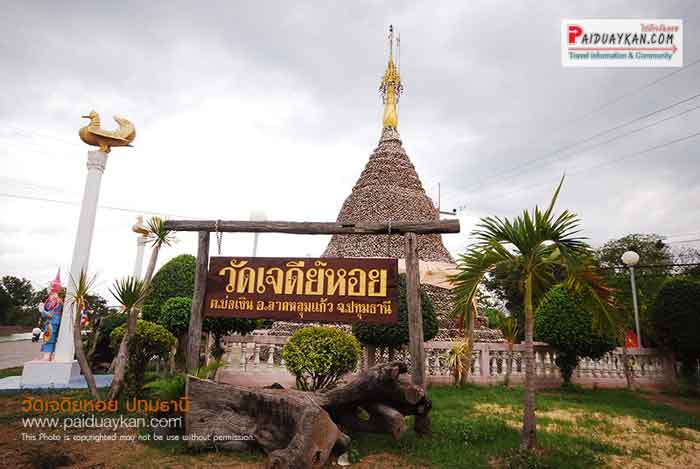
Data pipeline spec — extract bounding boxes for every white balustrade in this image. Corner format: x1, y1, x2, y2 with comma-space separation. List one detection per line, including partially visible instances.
268, 344, 275, 369
240, 343, 247, 371
220, 335, 673, 388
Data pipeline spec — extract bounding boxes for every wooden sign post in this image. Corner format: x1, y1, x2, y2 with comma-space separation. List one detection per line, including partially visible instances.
186, 231, 210, 372
166, 219, 460, 434
405, 232, 431, 435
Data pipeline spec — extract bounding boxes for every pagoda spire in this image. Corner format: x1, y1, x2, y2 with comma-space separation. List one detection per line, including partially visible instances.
380, 25, 403, 129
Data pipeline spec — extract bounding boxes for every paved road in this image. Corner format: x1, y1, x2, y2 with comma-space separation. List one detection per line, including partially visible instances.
0, 339, 41, 369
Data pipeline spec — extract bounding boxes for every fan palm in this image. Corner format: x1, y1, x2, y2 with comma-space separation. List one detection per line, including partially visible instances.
450, 177, 615, 449
108, 276, 149, 400
67, 271, 100, 399
142, 216, 175, 283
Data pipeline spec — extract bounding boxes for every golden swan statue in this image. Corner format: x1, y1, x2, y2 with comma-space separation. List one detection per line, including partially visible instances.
79, 110, 135, 153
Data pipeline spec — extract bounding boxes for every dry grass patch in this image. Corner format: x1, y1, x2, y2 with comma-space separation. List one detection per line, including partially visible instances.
473, 400, 700, 468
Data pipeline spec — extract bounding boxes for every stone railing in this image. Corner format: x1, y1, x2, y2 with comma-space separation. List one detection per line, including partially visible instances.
221, 335, 674, 389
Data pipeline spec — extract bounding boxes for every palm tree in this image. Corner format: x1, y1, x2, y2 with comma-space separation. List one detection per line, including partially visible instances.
142, 216, 175, 283
108, 276, 149, 400
106, 217, 174, 378
450, 177, 615, 450
67, 271, 100, 399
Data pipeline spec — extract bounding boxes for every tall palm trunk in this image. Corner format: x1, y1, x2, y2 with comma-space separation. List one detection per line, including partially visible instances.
465, 299, 477, 375
143, 244, 161, 284
521, 275, 537, 449
108, 308, 132, 400
73, 303, 100, 399
109, 246, 160, 399
87, 327, 100, 364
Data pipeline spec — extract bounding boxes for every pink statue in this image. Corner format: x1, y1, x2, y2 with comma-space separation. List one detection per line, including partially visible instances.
38, 270, 63, 361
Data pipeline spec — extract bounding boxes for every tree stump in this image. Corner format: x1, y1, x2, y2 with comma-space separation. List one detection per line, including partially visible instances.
186, 361, 431, 469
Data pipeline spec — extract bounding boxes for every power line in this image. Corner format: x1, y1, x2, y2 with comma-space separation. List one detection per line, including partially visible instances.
482, 127, 700, 204
559, 56, 700, 127
1, 123, 82, 147
469, 90, 700, 193
467, 102, 700, 199
0, 176, 79, 197
0, 192, 201, 220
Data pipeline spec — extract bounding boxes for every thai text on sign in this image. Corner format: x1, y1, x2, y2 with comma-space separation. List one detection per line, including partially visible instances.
204, 257, 399, 324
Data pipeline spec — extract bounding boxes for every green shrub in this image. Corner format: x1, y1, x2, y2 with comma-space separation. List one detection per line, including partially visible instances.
352, 274, 438, 347
110, 320, 176, 395
203, 315, 256, 359
650, 277, 700, 384
159, 295, 255, 360
142, 254, 196, 322
535, 285, 616, 384
143, 374, 186, 402
281, 326, 361, 391
159, 297, 192, 337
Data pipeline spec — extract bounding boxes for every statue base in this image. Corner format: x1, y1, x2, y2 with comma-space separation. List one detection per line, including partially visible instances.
21, 360, 80, 387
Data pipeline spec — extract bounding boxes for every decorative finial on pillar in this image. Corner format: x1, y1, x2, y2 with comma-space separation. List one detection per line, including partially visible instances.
132, 215, 149, 236
379, 25, 403, 129
79, 110, 136, 153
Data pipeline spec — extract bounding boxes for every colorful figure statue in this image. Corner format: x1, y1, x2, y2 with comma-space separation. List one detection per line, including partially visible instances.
38, 270, 63, 361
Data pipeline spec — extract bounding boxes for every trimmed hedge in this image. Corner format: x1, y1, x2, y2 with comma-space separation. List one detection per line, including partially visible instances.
352, 274, 438, 347
281, 326, 361, 391
111, 320, 175, 395
142, 254, 196, 323
650, 277, 700, 382
159, 297, 192, 338
535, 285, 616, 384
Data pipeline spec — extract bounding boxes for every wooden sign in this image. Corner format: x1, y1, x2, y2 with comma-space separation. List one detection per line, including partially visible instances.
204, 257, 399, 324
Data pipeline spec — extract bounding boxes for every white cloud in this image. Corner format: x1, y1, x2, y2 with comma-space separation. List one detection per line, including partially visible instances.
1, 1, 699, 299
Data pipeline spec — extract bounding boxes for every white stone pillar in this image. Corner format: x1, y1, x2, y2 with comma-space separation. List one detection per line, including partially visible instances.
22, 151, 108, 386
134, 235, 148, 279
55, 150, 108, 362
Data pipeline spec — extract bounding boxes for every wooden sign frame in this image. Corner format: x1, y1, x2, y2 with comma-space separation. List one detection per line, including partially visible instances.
164, 218, 460, 435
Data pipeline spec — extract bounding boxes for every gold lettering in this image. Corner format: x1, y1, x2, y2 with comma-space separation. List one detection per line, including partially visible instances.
367, 269, 387, 297
347, 268, 367, 296
304, 261, 326, 295
236, 266, 256, 294
264, 267, 284, 294
284, 261, 305, 295
326, 268, 347, 296
218, 260, 247, 293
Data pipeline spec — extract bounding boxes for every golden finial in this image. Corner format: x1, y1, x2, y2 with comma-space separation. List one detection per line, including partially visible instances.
379, 25, 403, 129
132, 215, 149, 236
79, 110, 135, 153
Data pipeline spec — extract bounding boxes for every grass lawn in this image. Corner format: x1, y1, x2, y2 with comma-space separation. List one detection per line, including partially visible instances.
352, 384, 700, 468
1, 372, 698, 468
0, 366, 22, 379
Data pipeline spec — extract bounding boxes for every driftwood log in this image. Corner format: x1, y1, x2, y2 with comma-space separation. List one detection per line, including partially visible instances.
186, 361, 431, 469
